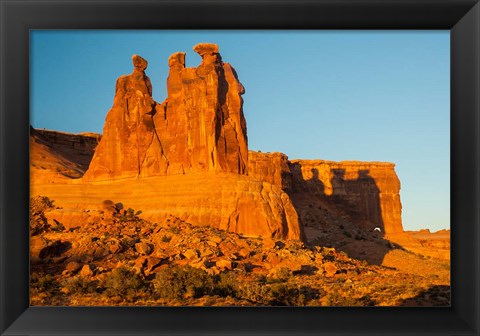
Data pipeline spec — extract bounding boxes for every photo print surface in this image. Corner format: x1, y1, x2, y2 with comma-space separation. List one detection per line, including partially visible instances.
30, 30, 450, 306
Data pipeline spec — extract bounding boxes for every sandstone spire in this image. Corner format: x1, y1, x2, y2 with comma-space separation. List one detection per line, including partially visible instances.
153, 43, 248, 175
83, 54, 167, 180
81, 45, 301, 241
84, 43, 248, 180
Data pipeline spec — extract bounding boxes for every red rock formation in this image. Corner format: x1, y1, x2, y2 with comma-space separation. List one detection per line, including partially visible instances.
247, 152, 404, 235
83, 54, 161, 180
289, 160, 403, 234
248, 151, 292, 191
84, 44, 248, 180
33, 44, 404, 241
74, 45, 299, 240
152, 43, 248, 175
30, 127, 100, 181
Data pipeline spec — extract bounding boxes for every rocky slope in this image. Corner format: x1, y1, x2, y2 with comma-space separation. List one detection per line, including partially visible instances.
30, 196, 450, 307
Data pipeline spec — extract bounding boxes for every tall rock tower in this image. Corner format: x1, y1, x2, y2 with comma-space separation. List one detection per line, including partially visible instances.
84, 43, 248, 180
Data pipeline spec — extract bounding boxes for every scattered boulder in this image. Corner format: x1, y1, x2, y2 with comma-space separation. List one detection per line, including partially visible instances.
79, 264, 94, 277
215, 258, 233, 271
64, 261, 82, 274
323, 262, 338, 278
30, 236, 49, 261
182, 249, 198, 260
135, 242, 153, 255
107, 238, 122, 254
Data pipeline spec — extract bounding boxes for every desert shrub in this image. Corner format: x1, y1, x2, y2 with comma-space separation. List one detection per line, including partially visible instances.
324, 292, 375, 306
161, 235, 172, 243
268, 267, 291, 283
103, 267, 149, 300
235, 280, 320, 306
168, 225, 181, 234
118, 208, 143, 224
151, 265, 318, 305
237, 281, 271, 305
63, 276, 97, 294
269, 283, 308, 306
31, 273, 58, 292
153, 265, 214, 300
30, 196, 53, 235
213, 272, 239, 298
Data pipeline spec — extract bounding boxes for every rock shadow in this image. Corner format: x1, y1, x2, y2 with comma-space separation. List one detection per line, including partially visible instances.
289, 163, 403, 266
396, 285, 450, 306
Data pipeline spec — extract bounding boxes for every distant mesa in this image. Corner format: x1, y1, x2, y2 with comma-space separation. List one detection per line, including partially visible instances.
31, 43, 405, 241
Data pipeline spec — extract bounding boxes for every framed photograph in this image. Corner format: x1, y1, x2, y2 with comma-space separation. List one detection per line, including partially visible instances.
1, 0, 479, 335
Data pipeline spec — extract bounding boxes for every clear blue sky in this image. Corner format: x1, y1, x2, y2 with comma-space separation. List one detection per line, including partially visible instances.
30, 30, 450, 232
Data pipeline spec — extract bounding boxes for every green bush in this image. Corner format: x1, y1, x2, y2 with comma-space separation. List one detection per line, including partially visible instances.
269, 283, 307, 306
103, 267, 149, 300
153, 265, 213, 300
168, 226, 181, 234
237, 281, 271, 305
324, 292, 375, 306
149, 264, 322, 306
267, 267, 291, 283
31, 273, 58, 292
161, 235, 172, 243
213, 272, 239, 297
63, 276, 97, 294
118, 208, 143, 224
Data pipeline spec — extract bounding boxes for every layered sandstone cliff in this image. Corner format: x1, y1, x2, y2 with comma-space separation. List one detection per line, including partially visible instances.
247, 152, 403, 235
289, 160, 403, 234
248, 151, 292, 192
30, 127, 100, 182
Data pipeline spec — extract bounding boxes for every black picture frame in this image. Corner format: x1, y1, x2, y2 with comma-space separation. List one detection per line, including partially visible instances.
1, 0, 479, 335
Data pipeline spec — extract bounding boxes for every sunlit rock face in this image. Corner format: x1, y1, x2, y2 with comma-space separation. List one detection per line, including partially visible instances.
248, 151, 293, 192
80, 44, 301, 241
83, 54, 162, 180
84, 44, 248, 180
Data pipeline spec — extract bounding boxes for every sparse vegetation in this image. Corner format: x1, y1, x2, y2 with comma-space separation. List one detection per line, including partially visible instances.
103, 267, 149, 301
161, 235, 172, 243
63, 276, 97, 294
31, 273, 58, 293
118, 208, 144, 224
29, 199, 451, 307
324, 292, 375, 306
153, 265, 214, 300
